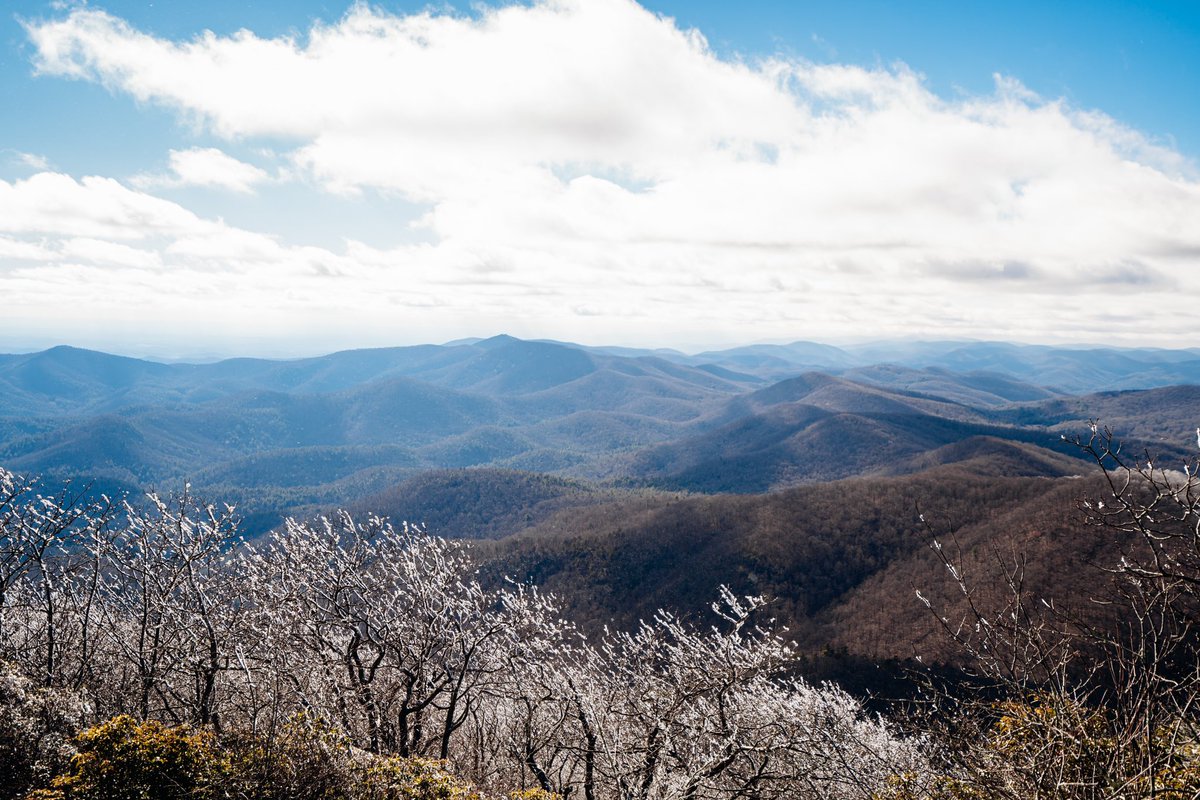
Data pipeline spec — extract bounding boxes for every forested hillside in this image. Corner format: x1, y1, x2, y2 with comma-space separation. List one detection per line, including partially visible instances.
1, 336, 1194, 536
472, 468, 1108, 660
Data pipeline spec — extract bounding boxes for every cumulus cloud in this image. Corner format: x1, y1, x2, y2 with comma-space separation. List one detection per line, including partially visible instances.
11, 0, 1200, 351
133, 147, 271, 193
0, 172, 206, 239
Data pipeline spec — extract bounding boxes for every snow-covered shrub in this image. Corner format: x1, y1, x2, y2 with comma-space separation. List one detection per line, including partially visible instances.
0, 661, 85, 800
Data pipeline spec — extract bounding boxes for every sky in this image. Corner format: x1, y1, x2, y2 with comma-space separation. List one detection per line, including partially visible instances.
1, 0, 1198, 359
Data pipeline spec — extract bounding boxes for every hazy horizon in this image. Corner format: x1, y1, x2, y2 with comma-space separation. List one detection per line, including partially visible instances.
4, 331, 1200, 365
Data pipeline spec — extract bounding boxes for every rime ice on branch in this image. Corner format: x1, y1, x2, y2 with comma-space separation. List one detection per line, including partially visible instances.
0, 467, 924, 799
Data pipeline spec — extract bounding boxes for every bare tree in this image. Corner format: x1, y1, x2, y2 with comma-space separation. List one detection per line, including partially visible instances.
96, 489, 244, 727
0, 467, 929, 799
0, 471, 114, 693
908, 424, 1200, 798
245, 513, 526, 758
494, 587, 925, 800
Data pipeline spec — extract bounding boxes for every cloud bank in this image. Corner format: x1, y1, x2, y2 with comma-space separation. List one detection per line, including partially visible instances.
9, 0, 1200, 353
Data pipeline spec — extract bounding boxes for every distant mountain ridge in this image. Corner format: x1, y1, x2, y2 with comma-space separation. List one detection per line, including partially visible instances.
1, 335, 1197, 532
533, 338, 1200, 393
7, 336, 1200, 415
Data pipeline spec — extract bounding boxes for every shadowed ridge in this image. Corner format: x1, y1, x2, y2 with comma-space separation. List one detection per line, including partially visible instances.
3, 345, 170, 394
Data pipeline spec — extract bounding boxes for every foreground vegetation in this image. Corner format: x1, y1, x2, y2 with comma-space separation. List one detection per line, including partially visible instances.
3, 425, 1200, 797
6, 708, 547, 800
0, 465, 922, 799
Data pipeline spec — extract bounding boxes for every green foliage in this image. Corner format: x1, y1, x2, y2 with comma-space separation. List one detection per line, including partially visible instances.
359, 757, 486, 800
983, 695, 1115, 796
879, 695, 1200, 800
872, 771, 980, 800
227, 713, 506, 800
222, 714, 356, 800
24, 713, 504, 800
31, 715, 228, 800
1140, 724, 1200, 798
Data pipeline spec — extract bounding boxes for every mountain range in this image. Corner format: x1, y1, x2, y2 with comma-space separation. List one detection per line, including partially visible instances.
1, 335, 1197, 530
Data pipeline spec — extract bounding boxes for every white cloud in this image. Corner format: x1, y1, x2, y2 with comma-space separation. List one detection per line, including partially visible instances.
17, 151, 52, 170
13, 0, 1200, 352
0, 172, 207, 240
0, 235, 56, 261
133, 147, 271, 193
59, 237, 162, 269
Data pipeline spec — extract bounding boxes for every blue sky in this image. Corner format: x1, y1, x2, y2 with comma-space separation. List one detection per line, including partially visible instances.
1, 1, 1198, 357
667, 1, 1200, 155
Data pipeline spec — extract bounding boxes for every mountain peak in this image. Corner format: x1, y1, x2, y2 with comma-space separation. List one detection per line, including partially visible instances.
474, 334, 522, 349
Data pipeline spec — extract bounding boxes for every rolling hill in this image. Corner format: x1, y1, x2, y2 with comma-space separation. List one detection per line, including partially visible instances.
469, 467, 1116, 668
1, 335, 1197, 535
